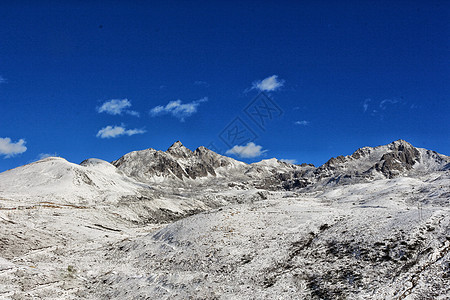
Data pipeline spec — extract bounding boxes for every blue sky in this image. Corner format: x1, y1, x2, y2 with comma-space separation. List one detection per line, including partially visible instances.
1, 1, 449, 172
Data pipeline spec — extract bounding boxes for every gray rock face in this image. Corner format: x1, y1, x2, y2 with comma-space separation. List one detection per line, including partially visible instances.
112, 141, 244, 182
111, 140, 450, 190
369, 140, 421, 178
166, 141, 193, 158
307, 140, 449, 188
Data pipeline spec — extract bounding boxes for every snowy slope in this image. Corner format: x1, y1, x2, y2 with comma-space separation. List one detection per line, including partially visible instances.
0, 139, 449, 299
90, 171, 450, 299
0, 157, 146, 205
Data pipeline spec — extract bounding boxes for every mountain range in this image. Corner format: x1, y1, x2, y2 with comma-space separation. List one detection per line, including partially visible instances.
0, 140, 449, 299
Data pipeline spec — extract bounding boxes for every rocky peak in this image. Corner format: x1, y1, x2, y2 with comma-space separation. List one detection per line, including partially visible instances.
351, 147, 371, 159
369, 140, 421, 178
388, 139, 414, 151
110, 139, 447, 189
166, 141, 193, 158
323, 155, 347, 168
193, 146, 212, 156
194, 146, 239, 168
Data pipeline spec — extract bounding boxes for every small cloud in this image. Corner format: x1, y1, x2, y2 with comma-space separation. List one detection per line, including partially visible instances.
0, 76, 6, 84
363, 98, 371, 113
363, 97, 406, 119
295, 120, 309, 126
97, 99, 139, 117
96, 125, 146, 139
37, 153, 58, 160
225, 142, 267, 158
126, 110, 140, 117
194, 81, 209, 87
150, 97, 208, 121
252, 75, 284, 92
0, 137, 27, 158
379, 98, 399, 110
280, 159, 297, 164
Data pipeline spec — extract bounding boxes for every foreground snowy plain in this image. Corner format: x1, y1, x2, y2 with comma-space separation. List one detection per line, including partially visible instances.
89, 174, 450, 299
1, 173, 449, 299
0, 141, 449, 299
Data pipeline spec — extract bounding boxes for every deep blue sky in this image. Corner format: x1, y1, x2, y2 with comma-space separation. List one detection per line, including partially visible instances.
1, 1, 449, 172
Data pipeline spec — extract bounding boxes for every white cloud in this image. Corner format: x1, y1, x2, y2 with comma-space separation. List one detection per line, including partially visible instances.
295, 120, 309, 126
37, 153, 58, 160
280, 159, 297, 164
252, 75, 284, 92
225, 142, 267, 158
194, 81, 209, 87
0, 76, 6, 84
379, 98, 399, 110
96, 125, 146, 139
0, 137, 27, 158
364, 98, 406, 119
97, 99, 139, 116
150, 97, 208, 121
363, 98, 371, 113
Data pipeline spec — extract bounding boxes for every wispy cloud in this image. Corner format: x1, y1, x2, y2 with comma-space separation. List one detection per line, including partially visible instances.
33, 153, 59, 162
252, 75, 284, 92
280, 159, 297, 164
0, 137, 27, 158
150, 97, 208, 121
194, 80, 209, 87
97, 99, 139, 117
0, 76, 6, 84
379, 98, 399, 110
363, 99, 371, 113
295, 120, 309, 126
225, 142, 267, 158
96, 125, 146, 139
37, 153, 58, 160
363, 97, 406, 118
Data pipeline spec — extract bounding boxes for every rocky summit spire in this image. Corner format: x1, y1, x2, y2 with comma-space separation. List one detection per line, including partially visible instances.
166, 141, 193, 158
169, 141, 183, 148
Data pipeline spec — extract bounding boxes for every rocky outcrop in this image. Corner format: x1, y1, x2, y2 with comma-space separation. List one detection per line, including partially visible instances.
111, 139, 449, 190
368, 141, 421, 178
166, 141, 193, 158
112, 141, 245, 182
306, 140, 449, 188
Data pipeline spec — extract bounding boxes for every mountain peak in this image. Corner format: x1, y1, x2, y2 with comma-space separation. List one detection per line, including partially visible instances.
169, 141, 184, 148
167, 141, 193, 158
390, 139, 413, 148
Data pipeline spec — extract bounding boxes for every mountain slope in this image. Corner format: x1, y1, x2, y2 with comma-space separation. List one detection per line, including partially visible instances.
0, 157, 146, 205
90, 171, 450, 299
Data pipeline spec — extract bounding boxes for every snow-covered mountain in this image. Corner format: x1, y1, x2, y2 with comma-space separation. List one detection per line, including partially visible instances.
0, 139, 449, 299
0, 156, 146, 205
308, 139, 450, 188
110, 139, 450, 191
111, 141, 247, 182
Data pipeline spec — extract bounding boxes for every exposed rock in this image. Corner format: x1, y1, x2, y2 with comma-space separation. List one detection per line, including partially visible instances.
110, 140, 450, 191
166, 141, 193, 158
